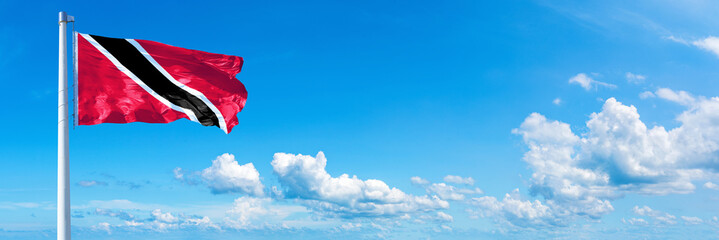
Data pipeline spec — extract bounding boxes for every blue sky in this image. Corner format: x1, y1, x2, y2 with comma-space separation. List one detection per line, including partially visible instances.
2, 0, 719, 239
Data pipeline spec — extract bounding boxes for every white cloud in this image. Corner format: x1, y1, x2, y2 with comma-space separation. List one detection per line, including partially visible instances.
693, 36, 719, 58
410, 176, 429, 185
681, 216, 703, 225
632, 206, 677, 225
711, 216, 719, 227
93, 222, 111, 234
271, 152, 449, 217
655, 88, 696, 106
470, 189, 560, 227
666, 35, 689, 45
443, 175, 474, 185
569, 73, 616, 91
424, 183, 483, 201
703, 182, 719, 190
0, 201, 54, 210
669, 36, 719, 58
427, 183, 465, 201
201, 153, 265, 196
151, 209, 178, 223
173, 167, 184, 181
626, 72, 646, 84
184, 216, 218, 229
553, 98, 561, 105
440, 225, 452, 231
74, 199, 167, 211
93, 208, 135, 221
224, 196, 271, 229
485, 92, 719, 227
339, 222, 362, 231
77, 180, 107, 187
639, 91, 655, 99
124, 220, 144, 227
223, 196, 307, 230
622, 217, 648, 226
88, 206, 220, 232
419, 211, 454, 222
436, 211, 454, 222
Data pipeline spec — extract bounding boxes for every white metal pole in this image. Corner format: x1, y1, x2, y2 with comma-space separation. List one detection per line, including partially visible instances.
58, 11, 71, 240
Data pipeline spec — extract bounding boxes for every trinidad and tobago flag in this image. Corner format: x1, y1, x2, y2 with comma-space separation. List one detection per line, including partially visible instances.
75, 32, 247, 133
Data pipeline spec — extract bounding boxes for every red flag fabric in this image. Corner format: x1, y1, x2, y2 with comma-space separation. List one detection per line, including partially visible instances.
75, 33, 247, 133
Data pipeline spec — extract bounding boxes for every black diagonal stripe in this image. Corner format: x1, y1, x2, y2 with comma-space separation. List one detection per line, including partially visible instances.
90, 34, 219, 127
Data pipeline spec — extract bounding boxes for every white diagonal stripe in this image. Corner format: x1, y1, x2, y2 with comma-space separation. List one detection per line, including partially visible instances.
127, 39, 228, 133
79, 33, 200, 123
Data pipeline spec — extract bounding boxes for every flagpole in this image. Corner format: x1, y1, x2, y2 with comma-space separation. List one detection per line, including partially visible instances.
58, 11, 72, 240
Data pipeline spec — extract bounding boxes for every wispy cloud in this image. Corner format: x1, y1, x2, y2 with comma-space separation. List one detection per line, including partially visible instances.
0, 201, 54, 210
665, 35, 690, 45
655, 88, 697, 106
568, 73, 616, 91
625, 72, 646, 84
681, 216, 703, 225
638, 87, 698, 106
667, 35, 719, 58
632, 206, 677, 225
552, 98, 561, 106
443, 175, 475, 185
639, 91, 655, 99
410, 176, 429, 185
622, 217, 648, 226
77, 180, 108, 187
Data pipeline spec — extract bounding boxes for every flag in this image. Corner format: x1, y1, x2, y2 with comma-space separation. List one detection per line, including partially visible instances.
75, 33, 247, 133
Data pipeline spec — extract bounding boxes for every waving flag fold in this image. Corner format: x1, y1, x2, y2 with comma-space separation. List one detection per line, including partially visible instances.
75, 33, 247, 133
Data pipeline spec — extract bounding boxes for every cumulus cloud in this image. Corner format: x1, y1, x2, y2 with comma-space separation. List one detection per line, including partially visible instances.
201, 153, 265, 196
569, 73, 616, 91
443, 175, 475, 185
626, 72, 646, 84
693, 36, 719, 58
553, 98, 561, 105
520, 95, 719, 194
475, 91, 719, 227
224, 196, 272, 229
151, 209, 178, 223
271, 152, 449, 218
469, 189, 560, 228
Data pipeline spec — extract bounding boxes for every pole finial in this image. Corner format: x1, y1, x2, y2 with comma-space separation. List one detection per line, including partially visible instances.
59, 11, 74, 23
